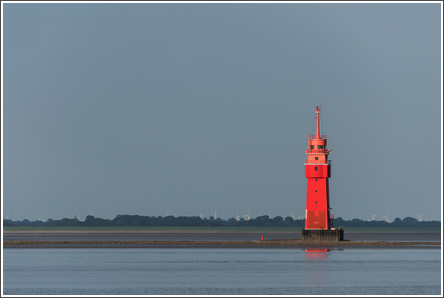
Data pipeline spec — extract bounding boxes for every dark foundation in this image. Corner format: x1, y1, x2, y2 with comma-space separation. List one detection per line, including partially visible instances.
302, 226, 344, 242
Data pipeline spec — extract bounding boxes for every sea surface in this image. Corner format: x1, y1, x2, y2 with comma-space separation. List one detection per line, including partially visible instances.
3, 248, 442, 295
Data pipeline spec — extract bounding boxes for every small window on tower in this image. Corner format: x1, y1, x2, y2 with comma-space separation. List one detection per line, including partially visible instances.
314, 167, 318, 171
310, 145, 314, 149
318, 145, 324, 149
315, 190, 317, 192
315, 157, 318, 160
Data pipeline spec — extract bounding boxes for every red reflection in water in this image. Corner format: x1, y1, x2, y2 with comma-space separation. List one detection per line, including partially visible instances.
305, 249, 329, 261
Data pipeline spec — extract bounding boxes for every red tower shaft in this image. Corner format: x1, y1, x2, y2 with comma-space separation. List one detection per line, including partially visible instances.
305, 106, 332, 230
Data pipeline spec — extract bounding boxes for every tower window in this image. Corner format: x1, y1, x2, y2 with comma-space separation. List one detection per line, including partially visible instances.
317, 145, 324, 149
315, 190, 317, 192
315, 201, 317, 204
315, 157, 318, 160
310, 145, 314, 149
314, 167, 318, 171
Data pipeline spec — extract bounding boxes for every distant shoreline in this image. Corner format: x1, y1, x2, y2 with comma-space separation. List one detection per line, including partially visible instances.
2, 230, 441, 234
3, 226, 441, 233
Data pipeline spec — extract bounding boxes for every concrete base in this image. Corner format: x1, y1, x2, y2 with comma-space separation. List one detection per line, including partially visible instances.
302, 226, 344, 242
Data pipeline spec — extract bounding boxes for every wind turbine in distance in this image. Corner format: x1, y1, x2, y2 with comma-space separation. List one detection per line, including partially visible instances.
199, 212, 204, 220
381, 211, 390, 223
6, 214, 9, 219
214, 210, 217, 220
416, 213, 425, 222
243, 208, 251, 220
236, 210, 240, 221
291, 213, 295, 220
369, 212, 377, 221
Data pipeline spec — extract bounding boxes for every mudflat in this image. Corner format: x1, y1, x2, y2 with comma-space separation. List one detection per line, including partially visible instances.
3, 230, 441, 249
3, 230, 441, 242
3, 239, 440, 249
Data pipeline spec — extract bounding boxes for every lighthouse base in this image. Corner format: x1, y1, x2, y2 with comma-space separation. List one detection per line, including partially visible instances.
302, 227, 344, 242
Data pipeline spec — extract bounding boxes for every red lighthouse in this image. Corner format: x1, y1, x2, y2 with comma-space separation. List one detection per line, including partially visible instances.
302, 106, 343, 241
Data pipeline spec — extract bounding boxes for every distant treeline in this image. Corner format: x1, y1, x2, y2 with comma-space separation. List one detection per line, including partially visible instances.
3, 215, 441, 228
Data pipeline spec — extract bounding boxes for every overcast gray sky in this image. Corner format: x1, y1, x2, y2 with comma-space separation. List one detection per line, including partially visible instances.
2, 3, 442, 222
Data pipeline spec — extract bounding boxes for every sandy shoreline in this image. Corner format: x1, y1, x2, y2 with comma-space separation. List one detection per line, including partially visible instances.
3, 239, 441, 250
3, 230, 441, 243
3, 245, 440, 249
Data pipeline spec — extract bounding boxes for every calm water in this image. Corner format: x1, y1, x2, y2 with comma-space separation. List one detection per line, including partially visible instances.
3, 248, 442, 295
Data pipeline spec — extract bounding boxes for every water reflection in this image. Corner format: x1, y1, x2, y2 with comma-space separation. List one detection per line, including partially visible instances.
304, 249, 329, 261
302, 249, 330, 287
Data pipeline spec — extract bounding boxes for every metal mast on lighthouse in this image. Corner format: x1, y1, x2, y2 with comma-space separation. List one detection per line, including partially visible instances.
304, 106, 332, 230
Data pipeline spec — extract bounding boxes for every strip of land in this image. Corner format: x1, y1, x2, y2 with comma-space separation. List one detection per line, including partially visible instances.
3, 231, 441, 243
3, 226, 441, 232
3, 239, 440, 249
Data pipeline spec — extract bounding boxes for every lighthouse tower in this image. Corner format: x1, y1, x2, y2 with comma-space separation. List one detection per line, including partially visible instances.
302, 106, 343, 241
